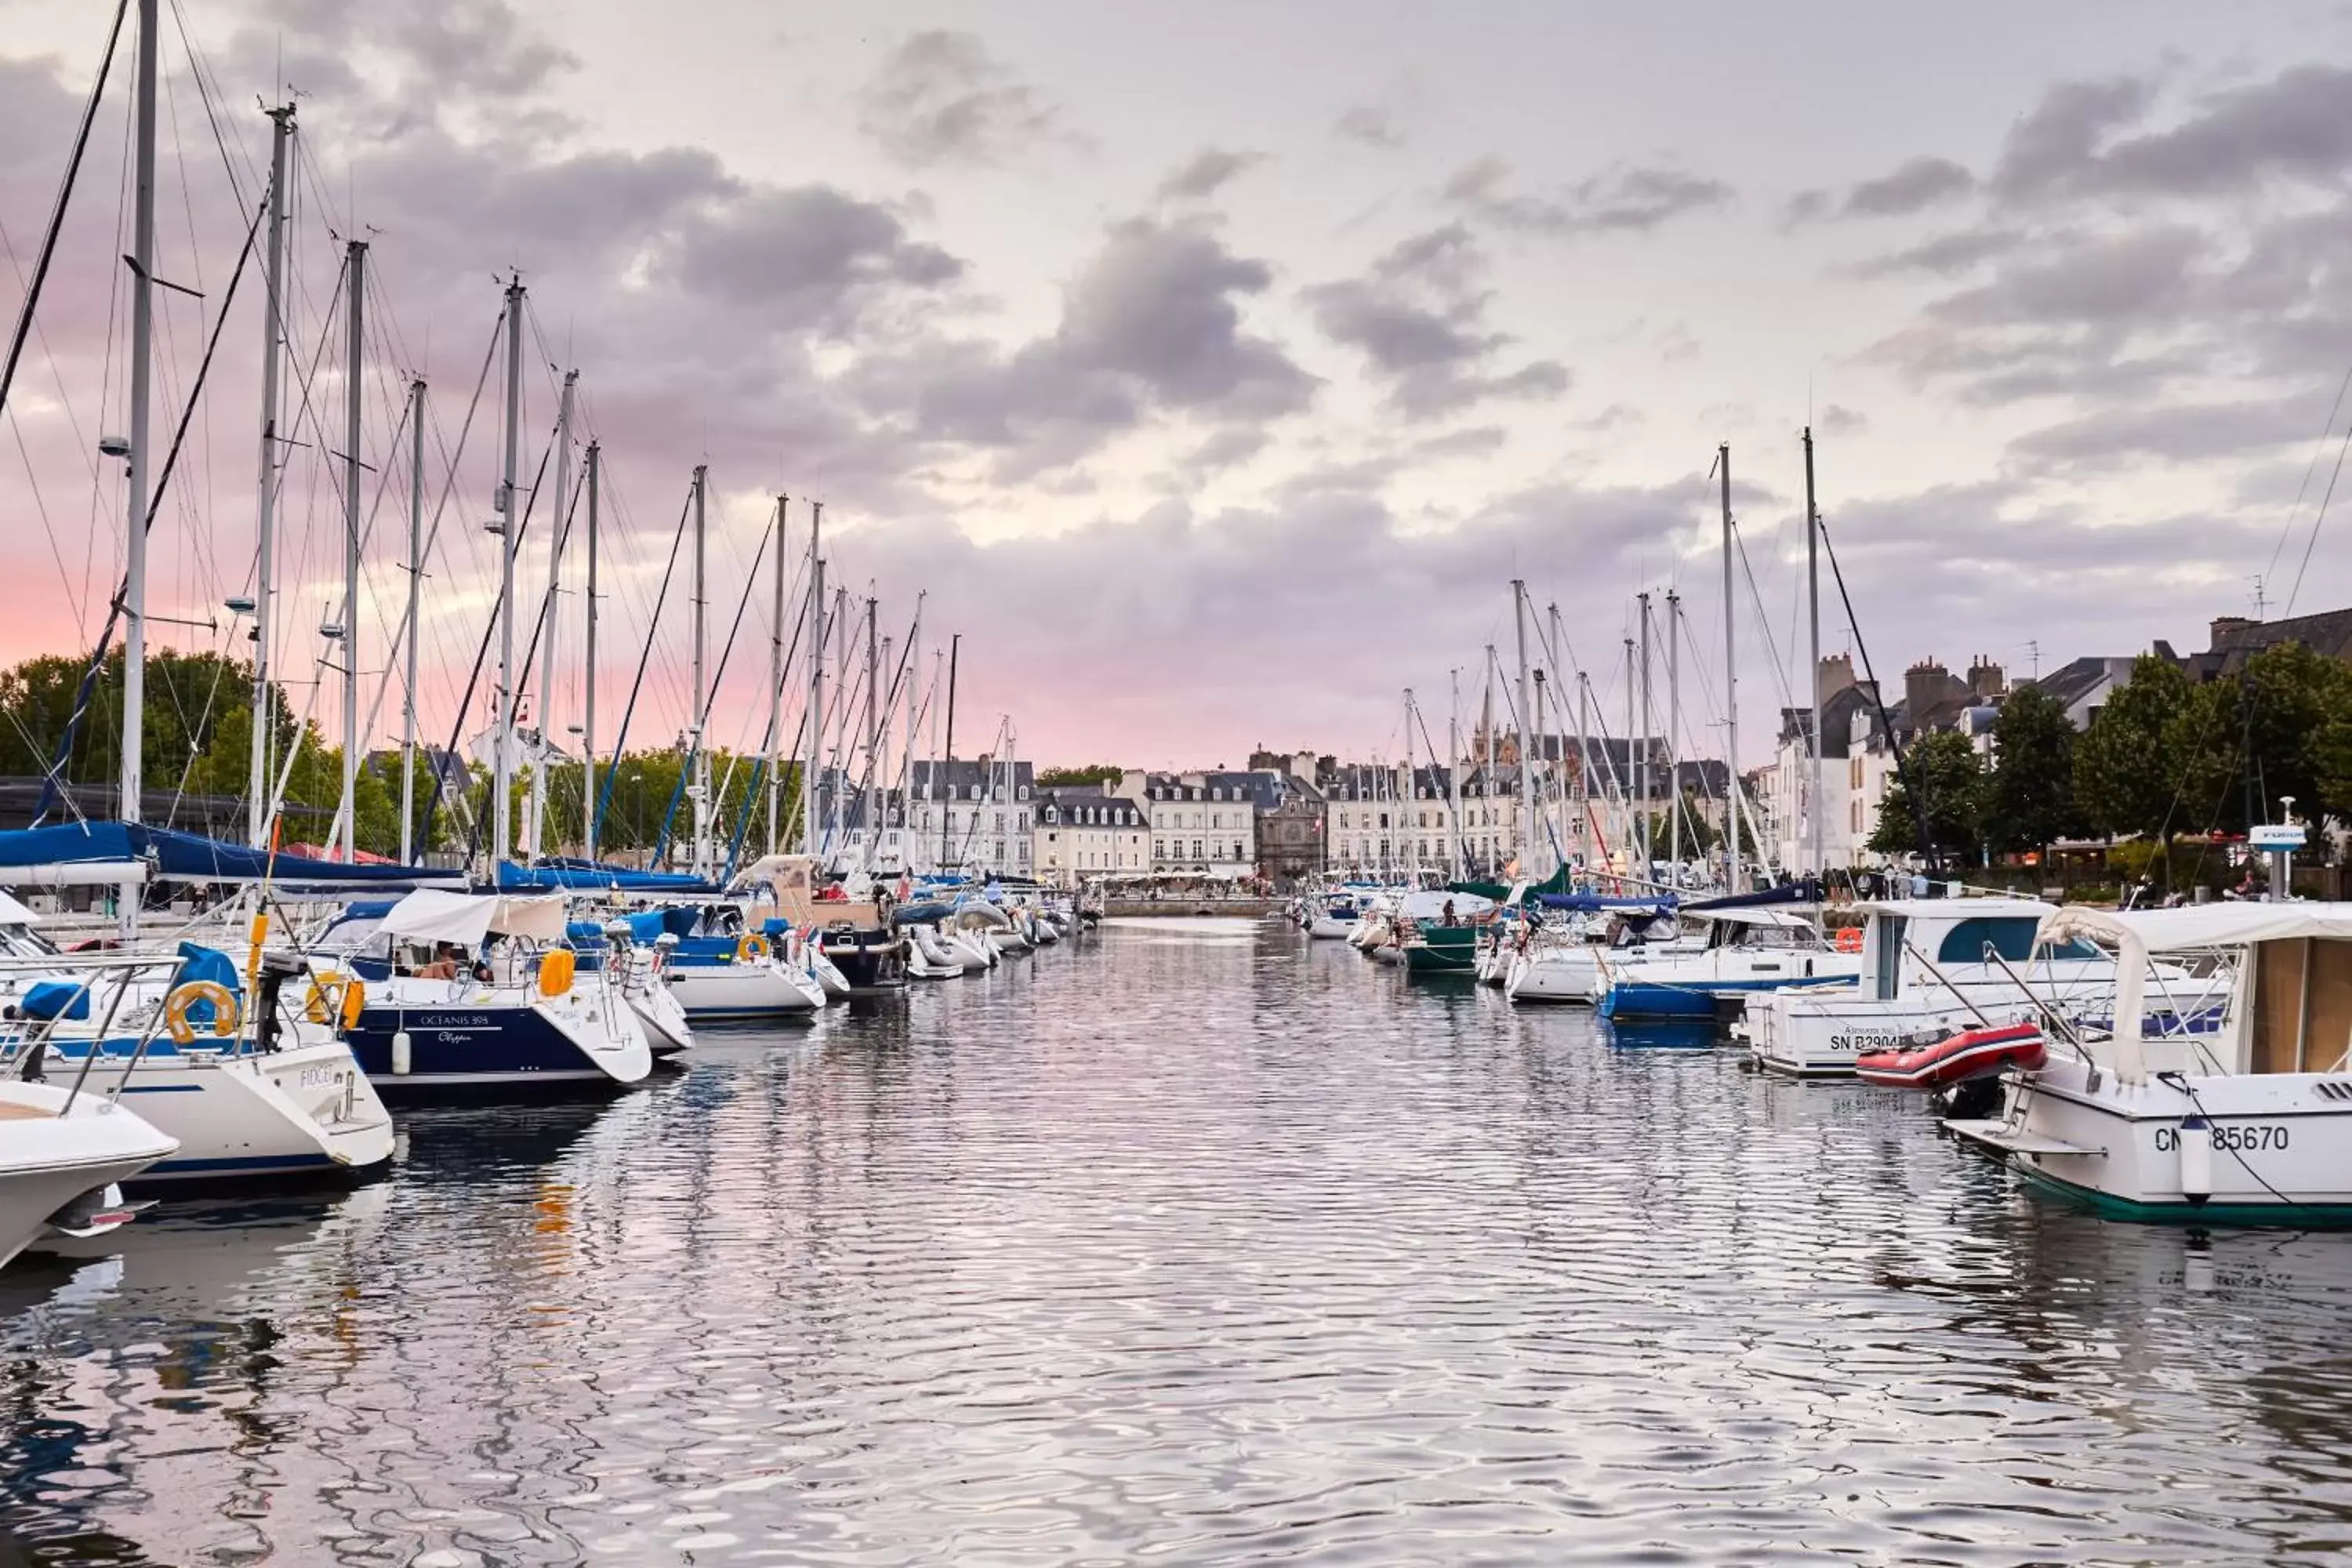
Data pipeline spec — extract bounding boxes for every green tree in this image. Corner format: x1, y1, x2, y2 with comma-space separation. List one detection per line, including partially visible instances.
1037, 763, 1123, 787
1982, 684, 2086, 854
2072, 654, 2198, 840
1868, 729, 1984, 862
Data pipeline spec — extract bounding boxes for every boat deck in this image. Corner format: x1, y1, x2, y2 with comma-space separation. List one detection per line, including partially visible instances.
0, 1101, 55, 1120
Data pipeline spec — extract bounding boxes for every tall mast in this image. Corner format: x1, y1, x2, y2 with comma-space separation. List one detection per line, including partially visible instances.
1511, 581, 1534, 879
583, 441, 601, 864
863, 594, 879, 867
336, 238, 365, 859
1721, 443, 1741, 895
1481, 646, 1496, 874
1446, 668, 1463, 879
939, 632, 959, 870
767, 494, 787, 858
1547, 602, 1572, 871
899, 593, 924, 868
492, 274, 524, 869
530, 368, 575, 861
399, 377, 424, 865
1804, 425, 1825, 884
1622, 637, 1636, 875
690, 463, 709, 877
1401, 688, 1416, 874
119, 0, 159, 830
801, 502, 823, 855
1667, 590, 1682, 875
248, 102, 294, 846
1577, 670, 1592, 873
1637, 593, 1654, 875
877, 632, 894, 866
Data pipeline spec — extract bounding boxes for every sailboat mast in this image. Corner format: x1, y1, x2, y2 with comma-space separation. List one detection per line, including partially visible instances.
249, 102, 294, 846
1804, 425, 1824, 884
767, 494, 787, 858
863, 595, 879, 869
1447, 668, 1463, 880
120, 0, 159, 830
492, 275, 524, 869
583, 441, 601, 864
1637, 593, 1654, 874
1720, 442, 1740, 894
1577, 670, 1592, 869
530, 369, 575, 861
1621, 637, 1635, 876
899, 593, 924, 868
336, 238, 365, 859
938, 633, 959, 870
802, 501, 823, 856
1667, 590, 1682, 874
690, 463, 709, 877
1511, 581, 1534, 878
399, 377, 424, 865
1401, 688, 1416, 876
1481, 646, 1496, 875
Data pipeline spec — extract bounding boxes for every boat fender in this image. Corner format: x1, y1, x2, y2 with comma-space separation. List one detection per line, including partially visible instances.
305, 972, 362, 1028
162, 980, 241, 1044
2177, 1114, 2212, 1207
390, 1029, 412, 1076
539, 949, 576, 997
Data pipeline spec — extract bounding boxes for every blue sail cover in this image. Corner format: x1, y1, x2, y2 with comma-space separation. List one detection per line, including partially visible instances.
1535, 892, 1680, 913
1682, 882, 1820, 913
495, 858, 716, 893
0, 822, 459, 887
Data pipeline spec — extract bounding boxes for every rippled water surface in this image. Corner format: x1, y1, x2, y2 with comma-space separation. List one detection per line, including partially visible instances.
8, 918, 2352, 1564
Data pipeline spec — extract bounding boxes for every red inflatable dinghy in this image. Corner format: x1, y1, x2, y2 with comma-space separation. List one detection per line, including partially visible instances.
1857, 1021, 2047, 1090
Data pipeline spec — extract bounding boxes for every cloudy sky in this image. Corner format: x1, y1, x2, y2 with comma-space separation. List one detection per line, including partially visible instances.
3, 0, 2350, 777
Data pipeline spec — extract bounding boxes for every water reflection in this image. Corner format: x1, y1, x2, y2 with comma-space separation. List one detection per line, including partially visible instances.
1, 920, 2349, 1562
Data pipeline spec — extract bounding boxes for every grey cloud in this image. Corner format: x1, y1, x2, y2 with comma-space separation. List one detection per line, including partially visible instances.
2007, 396, 2321, 467
1443, 156, 1732, 238
1334, 102, 1406, 151
853, 216, 1317, 479
1304, 223, 1570, 416
1846, 156, 1976, 216
1156, 147, 1265, 204
1990, 75, 2154, 201
1991, 66, 2352, 205
855, 30, 1069, 169
1928, 226, 2207, 328
664, 187, 963, 332
1817, 405, 1868, 435
1853, 227, 2023, 278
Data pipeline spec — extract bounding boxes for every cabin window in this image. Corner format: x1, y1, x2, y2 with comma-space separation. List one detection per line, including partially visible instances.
1873, 916, 1907, 1000
2252, 938, 2352, 1073
1936, 918, 2040, 965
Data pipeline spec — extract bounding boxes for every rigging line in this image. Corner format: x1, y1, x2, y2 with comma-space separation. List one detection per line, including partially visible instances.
28, 190, 267, 825
2283, 408, 2352, 619
1733, 521, 1802, 717
445, 437, 557, 866
165, 0, 262, 211
1813, 516, 1935, 873
2263, 361, 2352, 594
652, 516, 775, 867
0, 0, 129, 427
592, 485, 695, 844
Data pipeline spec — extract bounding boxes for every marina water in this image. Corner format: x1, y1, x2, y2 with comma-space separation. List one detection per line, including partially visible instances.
5, 919, 2351, 1563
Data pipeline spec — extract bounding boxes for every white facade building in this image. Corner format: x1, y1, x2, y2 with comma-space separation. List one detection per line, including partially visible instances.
1120, 771, 1258, 877
1031, 786, 1150, 884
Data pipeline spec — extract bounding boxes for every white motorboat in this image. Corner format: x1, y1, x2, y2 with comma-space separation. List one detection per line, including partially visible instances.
1505, 906, 1686, 1005
1742, 898, 2230, 1078
1946, 903, 2351, 1225
0, 1077, 176, 1270
1595, 909, 1860, 1022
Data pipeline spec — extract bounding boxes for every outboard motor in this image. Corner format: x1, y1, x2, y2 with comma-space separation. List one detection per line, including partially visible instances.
252, 949, 309, 1054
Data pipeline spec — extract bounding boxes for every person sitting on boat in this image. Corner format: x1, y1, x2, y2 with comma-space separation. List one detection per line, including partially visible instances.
416, 942, 461, 982
1441, 899, 1457, 927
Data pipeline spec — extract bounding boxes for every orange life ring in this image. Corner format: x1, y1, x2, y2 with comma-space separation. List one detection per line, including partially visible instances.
1834, 926, 1864, 954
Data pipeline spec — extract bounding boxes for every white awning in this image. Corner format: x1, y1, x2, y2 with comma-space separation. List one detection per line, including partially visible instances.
2043, 903, 2352, 953
379, 890, 569, 946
